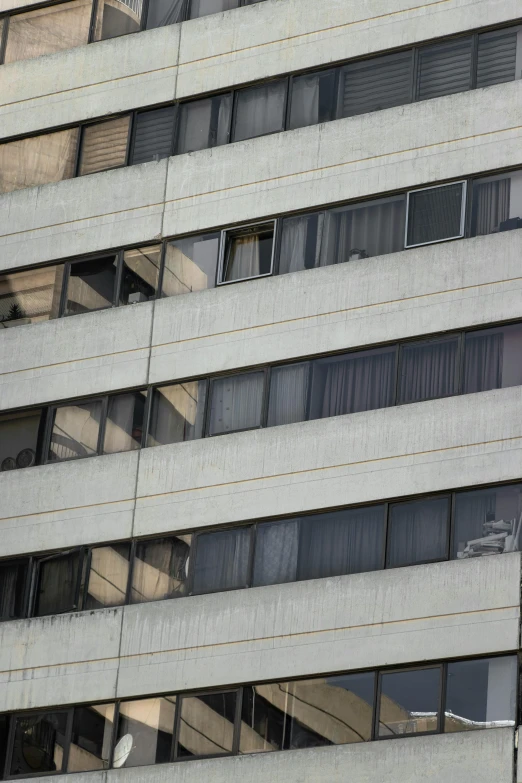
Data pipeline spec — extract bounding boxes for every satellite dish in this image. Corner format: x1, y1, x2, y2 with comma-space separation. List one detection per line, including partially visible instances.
112, 734, 133, 768
16, 448, 35, 469
1, 457, 16, 471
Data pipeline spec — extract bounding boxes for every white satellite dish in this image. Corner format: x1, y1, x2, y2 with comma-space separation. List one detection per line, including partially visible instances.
113, 734, 133, 768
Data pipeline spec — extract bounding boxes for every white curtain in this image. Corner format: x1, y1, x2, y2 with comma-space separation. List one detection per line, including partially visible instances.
267, 363, 310, 426
234, 81, 286, 141
225, 236, 261, 281
209, 372, 264, 434
253, 520, 299, 586
289, 73, 319, 129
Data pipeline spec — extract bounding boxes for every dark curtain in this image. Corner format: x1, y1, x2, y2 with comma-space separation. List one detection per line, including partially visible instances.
192, 528, 251, 594
252, 520, 299, 586
0, 563, 20, 619
472, 179, 511, 235
463, 331, 503, 393
398, 337, 458, 403
35, 553, 79, 616
387, 497, 449, 567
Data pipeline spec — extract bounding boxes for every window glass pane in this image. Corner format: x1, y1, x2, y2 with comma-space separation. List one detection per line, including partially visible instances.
4, 0, 92, 64
340, 51, 412, 118
103, 391, 146, 454
85, 544, 131, 609
120, 245, 161, 304
209, 371, 265, 435
64, 256, 117, 315
0, 128, 79, 195
387, 496, 449, 568
378, 667, 441, 737
252, 519, 299, 587
463, 323, 522, 394
470, 169, 522, 236
0, 559, 29, 620
145, 0, 185, 28
398, 336, 459, 404
79, 117, 131, 176
163, 232, 220, 296
131, 107, 176, 165
68, 705, 115, 772
322, 195, 406, 264
188, 0, 239, 19
477, 27, 522, 89
417, 37, 473, 101
278, 213, 325, 275
192, 527, 252, 594
94, 0, 143, 40
222, 223, 274, 283
114, 697, 176, 768
0, 265, 64, 328
177, 94, 232, 153
267, 362, 310, 427
9, 711, 68, 776
240, 673, 374, 753
445, 657, 517, 732
233, 80, 287, 142
34, 551, 80, 616
0, 409, 42, 472
308, 347, 396, 420
48, 400, 102, 462
131, 535, 192, 603
289, 69, 336, 130
0, 715, 9, 781
298, 506, 385, 581
177, 691, 237, 757
453, 483, 522, 559
406, 183, 465, 247
147, 381, 207, 446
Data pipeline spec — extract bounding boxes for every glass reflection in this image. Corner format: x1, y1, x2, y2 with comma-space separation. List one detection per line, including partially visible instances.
10, 712, 68, 776
147, 381, 207, 445
453, 483, 522, 559
0, 409, 42, 472
4, 0, 92, 64
0, 128, 79, 194
163, 233, 220, 296
68, 704, 115, 772
177, 691, 238, 757
444, 657, 517, 732
85, 544, 131, 609
64, 257, 118, 315
378, 667, 441, 737
131, 535, 192, 603
94, 0, 143, 41
120, 245, 161, 304
103, 391, 146, 454
48, 400, 102, 462
114, 697, 175, 767
0, 265, 64, 328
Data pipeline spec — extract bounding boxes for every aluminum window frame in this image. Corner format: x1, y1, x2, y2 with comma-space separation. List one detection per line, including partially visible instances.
404, 180, 468, 249
216, 220, 278, 286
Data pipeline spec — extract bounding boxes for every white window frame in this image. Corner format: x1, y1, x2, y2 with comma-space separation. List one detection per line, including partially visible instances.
217, 219, 277, 286
404, 180, 467, 249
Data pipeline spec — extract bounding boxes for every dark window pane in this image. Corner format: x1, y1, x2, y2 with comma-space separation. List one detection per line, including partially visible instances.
10, 712, 68, 776
470, 170, 522, 236
146, 0, 186, 28
177, 691, 237, 757
48, 400, 102, 462
417, 37, 473, 101
240, 673, 374, 753
252, 519, 299, 587
453, 483, 522, 559
163, 232, 220, 296
278, 213, 325, 275
64, 257, 118, 316
398, 336, 459, 404
0, 265, 64, 328
114, 697, 176, 768
0, 409, 42, 472
147, 381, 207, 446
221, 223, 274, 283
68, 705, 115, 772
192, 528, 251, 594
463, 324, 522, 394
233, 80, 287, 142
85, 544, 131, 609
188, 0, 239, 19
131, 535, 192, 603
340, 51, 412, 118
79, 117, 131, 176
267, 362, 310, 427
378, 667, 441, 737
103, 391, 146, 454
209, 372, 265, 435
406, 183, 465, 247
177, 95, 232, 153
34, 551, 81, 617
0, 715, 9, 780
0, 559, 29, 620
445, 657, 517, 732
131, 107, 176, 165
289, 69, 336, 130
94, 0, 143, 40
3, 1, 92, 64
298, 506, 385, 581
387, 496, 449, 568
0, 128, 79, 194
120, 245, 161, 304
477, 28, 520, 89
308, 347, 396, 420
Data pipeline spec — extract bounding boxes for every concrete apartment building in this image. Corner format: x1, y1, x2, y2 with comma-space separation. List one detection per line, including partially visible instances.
0, 0, 522, 780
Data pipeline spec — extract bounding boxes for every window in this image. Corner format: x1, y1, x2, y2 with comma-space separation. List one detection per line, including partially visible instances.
339, 51, 412, 118
267, 362, 310, 427
453, 483, 522, 559
120, 246, 161, 304
188, 0, 238, 17
114, 697, 175, 767
177, 95, 232, 154
0, 409, 43, 472
33, 549, 82, 617
78, 117, 131, 177
444, 657, 517, 731
0, 265, 64, 329
176, 691, 238, 757
397, 335, 460, 404
84, 544, 131, 609
162, 232, 220, 296
131, 535, 192, 603
145, 0, 186, 28
289, 69, 337, 130
192, 527, 252, 594
405, 182, 466, 248
0, 559, 29, 621
232, 80, 287, 142
416, 37, 473, 101
377, 667, 441, 738
103, 391, 146, 454
0, 128, 79, 195
0, 716, 9, 781
67, 705, 115, 772
208, 371, 265, 435
93, 0, 143, 41
147, 381, 208, 446
476, 26, 522, 88
9, 711, 69, 776
131, 107, 176, 165
64, 256, 118, 315
219, 222, 275, 284
463, 322, 522, 394
470, 169, 522, 236
252, 519, 300, 587
386, 496, 450, 568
